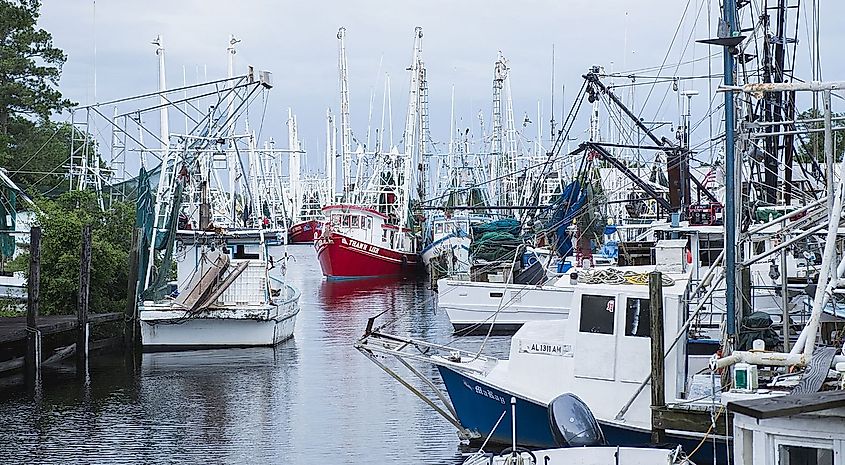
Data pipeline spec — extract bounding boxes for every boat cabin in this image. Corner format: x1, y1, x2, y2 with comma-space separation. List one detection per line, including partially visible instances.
320, 204, 416, 252
729, 390, 845, 465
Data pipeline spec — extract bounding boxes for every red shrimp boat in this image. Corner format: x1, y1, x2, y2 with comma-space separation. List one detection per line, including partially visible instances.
314, 205, 421, 279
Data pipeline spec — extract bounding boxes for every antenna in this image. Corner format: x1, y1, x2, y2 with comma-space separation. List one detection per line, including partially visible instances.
549, 44, 556, 141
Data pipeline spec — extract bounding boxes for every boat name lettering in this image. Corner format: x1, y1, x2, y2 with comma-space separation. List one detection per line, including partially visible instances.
341, 238, 381, 254
463, 380, 506, 404
518, 339, 571, 357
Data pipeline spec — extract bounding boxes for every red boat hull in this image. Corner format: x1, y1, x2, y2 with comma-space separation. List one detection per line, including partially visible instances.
289, 220, 320, 243
315, 231, 422, 279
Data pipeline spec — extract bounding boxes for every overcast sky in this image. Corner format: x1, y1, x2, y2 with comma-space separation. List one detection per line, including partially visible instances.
39, 0, 845, 174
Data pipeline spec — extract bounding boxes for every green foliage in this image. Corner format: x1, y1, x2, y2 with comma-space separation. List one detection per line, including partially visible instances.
1, 118, 76, 195
17, 190, 134, 315
0, 0, 72, 132
1, 0, 75, 196
795, 108, 845, 163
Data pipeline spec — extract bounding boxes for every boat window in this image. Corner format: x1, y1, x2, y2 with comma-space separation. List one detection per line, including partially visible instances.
778, 445, 833, 465
435, 223, 444, 234
366, 217, 372, 229
489, 292, 503, 298
342, 215, 351, 227
332, 214, 341, 225
698, 233, 723, 266
351, 215, 360, 228
382, 229, 388, 243
625, 298, 651, 337
579, 294, 616, 335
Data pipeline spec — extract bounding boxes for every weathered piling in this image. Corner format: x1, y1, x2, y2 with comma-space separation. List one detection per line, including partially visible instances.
124, 228, 142, 349
76, 225, 92, 376
25, 226, 42, 388
649, 271, 666, 444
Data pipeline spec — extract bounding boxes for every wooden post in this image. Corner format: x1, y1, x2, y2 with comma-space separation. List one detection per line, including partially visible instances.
740, 266, 752, 323
76, 225, 92, 377
124, 228, 141, 349
649, 271, 666, 444
25, 226, 42, 389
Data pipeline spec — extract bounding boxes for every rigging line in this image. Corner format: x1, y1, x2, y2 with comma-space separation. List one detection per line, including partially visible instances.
255, 88, 270, 143
609, 53, 719, 76
649, 0, 709, 123
635, 0, 694, 122
10, 122, 63, 175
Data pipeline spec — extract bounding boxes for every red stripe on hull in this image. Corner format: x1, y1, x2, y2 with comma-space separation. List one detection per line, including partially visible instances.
315, 232, 421, 279
289, 220, 320, 243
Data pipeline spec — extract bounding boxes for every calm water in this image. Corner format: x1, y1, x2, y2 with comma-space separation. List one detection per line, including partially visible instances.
0, 244, 509, 464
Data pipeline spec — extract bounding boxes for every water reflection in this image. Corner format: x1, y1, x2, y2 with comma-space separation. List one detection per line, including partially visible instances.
0, 244, 503, 464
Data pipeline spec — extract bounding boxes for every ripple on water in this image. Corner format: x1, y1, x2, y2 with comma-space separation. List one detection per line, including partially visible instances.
0, 244, 510, 464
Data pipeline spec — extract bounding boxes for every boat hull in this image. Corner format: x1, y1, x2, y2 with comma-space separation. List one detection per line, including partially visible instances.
437, 364, 728, 464
438, 278, 573, 334
288, 219, 320, 243
140, 300, 299, 350
315, 231, 421, 279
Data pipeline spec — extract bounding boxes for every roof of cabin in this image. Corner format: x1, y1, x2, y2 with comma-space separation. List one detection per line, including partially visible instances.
729, 390, 845, 419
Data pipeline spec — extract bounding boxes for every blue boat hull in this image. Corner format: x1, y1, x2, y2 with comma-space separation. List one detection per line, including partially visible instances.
437, 365, 728, 464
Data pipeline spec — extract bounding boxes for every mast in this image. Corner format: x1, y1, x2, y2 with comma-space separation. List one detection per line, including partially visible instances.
337, 27, 353, 200
153, 35, 169, 162
325, 108, 336, 202
490, 52, 506, 207
399, 27, 424, 230
723, 0, 739, 336
288, 108, 301, 223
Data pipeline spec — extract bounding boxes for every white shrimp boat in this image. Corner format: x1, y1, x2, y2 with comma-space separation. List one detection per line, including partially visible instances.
140, 230, 299, 349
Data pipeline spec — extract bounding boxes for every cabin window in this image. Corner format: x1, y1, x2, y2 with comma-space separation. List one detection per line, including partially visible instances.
778, 445, 833, 465
331, 214, 341, 225
435, 223, 444, 234
366, 217, 372, 229
351, 215, 360, 228
698, 233, 723, 267
578, 295, 615, 335
382, 229, 388, 242
625, 298, 651, 337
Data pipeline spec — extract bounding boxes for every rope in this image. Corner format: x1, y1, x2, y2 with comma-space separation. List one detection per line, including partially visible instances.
577, 267, 676, 286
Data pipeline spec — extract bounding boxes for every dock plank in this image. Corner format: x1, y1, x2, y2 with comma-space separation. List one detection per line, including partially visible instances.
0, 313, 122, 344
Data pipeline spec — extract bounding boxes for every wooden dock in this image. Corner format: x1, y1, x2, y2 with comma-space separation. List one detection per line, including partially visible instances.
0, 313, 121, 345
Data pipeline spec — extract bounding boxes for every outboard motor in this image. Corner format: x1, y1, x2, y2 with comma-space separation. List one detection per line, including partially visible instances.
547, 393, 606, 447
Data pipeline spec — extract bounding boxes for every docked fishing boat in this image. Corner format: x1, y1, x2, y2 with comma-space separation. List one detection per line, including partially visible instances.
140, 230, 300, 349
289, 218, 320, 243
358, 256, 728, 464
315, 204, 422, 279
314, 27, 426, 279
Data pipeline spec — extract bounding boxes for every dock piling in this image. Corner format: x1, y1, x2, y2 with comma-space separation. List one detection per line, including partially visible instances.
25, 226, 42, 389
649, 271, 666, 444
76, 225, 92, 377
124, 228, 142, 349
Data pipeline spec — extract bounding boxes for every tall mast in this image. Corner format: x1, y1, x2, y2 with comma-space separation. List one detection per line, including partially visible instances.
153, 35, 169, 161
288, 108, 301, 223
723, 0, 739, 336
325, 108, 336, 202
399, 27, 424, 229
337, 27, 353, 200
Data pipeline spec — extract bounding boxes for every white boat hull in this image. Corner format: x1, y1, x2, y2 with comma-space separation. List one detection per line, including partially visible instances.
437, 278, 572, 332
140, 298, 299, 349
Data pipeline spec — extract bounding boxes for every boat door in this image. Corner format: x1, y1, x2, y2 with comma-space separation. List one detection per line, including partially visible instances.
573, 292, 618, 381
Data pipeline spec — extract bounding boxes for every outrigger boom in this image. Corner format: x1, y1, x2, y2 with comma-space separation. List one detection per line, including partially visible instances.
355, 314, 490, 441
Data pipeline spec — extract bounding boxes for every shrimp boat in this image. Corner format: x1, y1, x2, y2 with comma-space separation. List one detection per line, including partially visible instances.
132, 45, 300, 349
140, 230, 300, 349
315, 27, 426, 279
